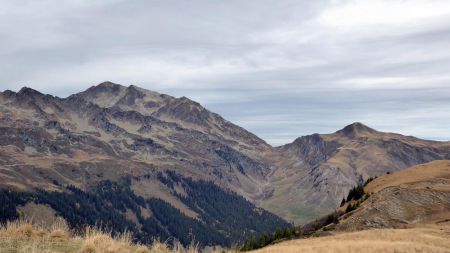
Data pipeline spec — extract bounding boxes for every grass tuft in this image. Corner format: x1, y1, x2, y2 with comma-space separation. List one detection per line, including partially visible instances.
0, 220, 237, 253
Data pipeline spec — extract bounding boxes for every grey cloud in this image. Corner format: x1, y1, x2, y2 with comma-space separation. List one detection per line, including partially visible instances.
1, 0, 449, 145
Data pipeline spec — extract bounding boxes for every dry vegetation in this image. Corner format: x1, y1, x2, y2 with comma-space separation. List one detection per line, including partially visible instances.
0, 220, 232, 253
250, 224, 450, 253
335, 160, 450, 231
365, 160, 450, 193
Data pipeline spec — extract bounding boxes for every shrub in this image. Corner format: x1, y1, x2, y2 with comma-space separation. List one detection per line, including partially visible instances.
340, 198, 346, 207
345, 202, 360, 213
346, 185, 365, 202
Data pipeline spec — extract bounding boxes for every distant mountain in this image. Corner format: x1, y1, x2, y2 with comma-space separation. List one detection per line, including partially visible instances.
0, 82, 448, 236
265, 122, 449, 222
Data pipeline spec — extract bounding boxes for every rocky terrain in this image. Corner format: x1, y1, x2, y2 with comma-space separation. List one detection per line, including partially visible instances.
0, 81, 449, 229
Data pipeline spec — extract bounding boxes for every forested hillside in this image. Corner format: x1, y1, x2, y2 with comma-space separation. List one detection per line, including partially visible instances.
0, 172, 290, 247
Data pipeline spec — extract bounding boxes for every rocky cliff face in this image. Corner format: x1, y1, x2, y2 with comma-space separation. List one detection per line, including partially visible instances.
0, 82, 449, 224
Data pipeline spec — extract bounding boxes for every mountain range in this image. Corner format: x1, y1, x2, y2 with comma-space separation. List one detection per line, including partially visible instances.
0, 82, 449, 245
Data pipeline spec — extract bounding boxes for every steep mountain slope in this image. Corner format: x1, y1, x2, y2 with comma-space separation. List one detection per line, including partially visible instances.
0, 82, 287, 246
260, 123, 450, 223
0, 82, 271, 199
0, 82, 448, 228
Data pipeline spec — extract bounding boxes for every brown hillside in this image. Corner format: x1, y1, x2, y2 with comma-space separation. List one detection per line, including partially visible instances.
365, 160, 450, 193
337, 160, 450, 231
251, 224, 450, 253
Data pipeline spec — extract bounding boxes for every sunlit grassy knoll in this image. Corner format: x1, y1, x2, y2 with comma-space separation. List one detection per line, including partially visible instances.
250, 224, 450, 253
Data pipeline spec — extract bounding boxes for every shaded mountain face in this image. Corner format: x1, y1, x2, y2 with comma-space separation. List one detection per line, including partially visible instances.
0, 82, 449, 230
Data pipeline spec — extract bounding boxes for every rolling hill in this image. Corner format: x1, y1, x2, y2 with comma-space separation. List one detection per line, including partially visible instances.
250, 225, 450, 253
337, 160, 450, 231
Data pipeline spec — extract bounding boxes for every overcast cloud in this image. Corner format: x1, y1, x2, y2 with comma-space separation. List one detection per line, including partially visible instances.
1, 0, 450, 145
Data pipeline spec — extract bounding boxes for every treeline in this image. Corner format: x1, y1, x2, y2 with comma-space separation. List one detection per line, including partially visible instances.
0, 189, 32, 222
340, 176, 375, 212
0, 172, 290, 247
148, 198, 224, 245
240, 226, 299, 251
156, 171, 291, 245
240, 211, 342, 251
0, 181, 225, 245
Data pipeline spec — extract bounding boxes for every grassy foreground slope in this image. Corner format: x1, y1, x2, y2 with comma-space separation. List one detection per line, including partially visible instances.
251, 224, 450, 253
0, 220, 233, 253
365, 159, 450, 193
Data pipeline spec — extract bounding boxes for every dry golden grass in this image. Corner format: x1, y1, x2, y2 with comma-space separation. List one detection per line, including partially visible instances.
366, 160, 450, 193
0, 220, 232, 253
251, 224, 450, 253
335, 160, 450, 230
0, 219, 78, 253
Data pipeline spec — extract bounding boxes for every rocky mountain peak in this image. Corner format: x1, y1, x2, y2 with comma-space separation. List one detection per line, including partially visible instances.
17, 87, 44, 97
12, 87, 55, 104
85, 81, 126, 95
282, 133, 340, 167
70, 82, 129, 108
115, 85, 146, 106
0, 90, 15, 97
154, 95, 211, 126
98, 81, 124, 89
337, 122, 377, 137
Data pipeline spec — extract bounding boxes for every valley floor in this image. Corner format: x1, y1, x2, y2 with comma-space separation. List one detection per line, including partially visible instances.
250, 223, 450, 253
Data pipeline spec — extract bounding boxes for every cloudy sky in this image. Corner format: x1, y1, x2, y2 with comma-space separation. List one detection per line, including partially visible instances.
1, 0, 450, 145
